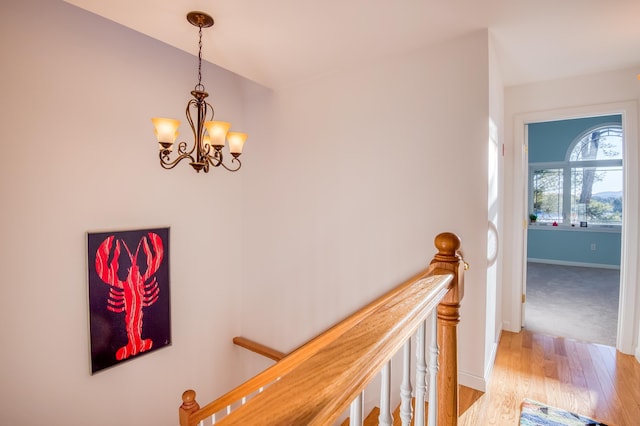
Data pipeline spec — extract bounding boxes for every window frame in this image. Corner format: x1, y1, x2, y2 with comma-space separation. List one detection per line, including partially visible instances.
528, 123, 623, 229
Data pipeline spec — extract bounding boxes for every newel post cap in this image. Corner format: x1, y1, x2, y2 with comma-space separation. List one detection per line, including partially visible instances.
179, 389, 200, 426
433, 232, 461, 261
431, 232, 465, 304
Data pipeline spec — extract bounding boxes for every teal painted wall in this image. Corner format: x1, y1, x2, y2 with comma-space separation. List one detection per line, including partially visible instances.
527, 228, 621, 266
528, 116, 622, 267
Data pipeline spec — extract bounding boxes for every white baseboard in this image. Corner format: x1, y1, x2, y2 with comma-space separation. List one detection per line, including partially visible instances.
459, 370, 486, 392
502, 320, 521, 333
527, 258, 620, 270
484, 340, 499, 384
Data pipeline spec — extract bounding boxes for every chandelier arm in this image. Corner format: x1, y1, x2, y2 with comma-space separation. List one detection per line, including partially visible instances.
217, 156, 242, 172
208, 149, 223, 167
159, 150, 196, 170
206, 149, 241, 172
207, 101, 215, 121
185, 99, 201, 156
176, 141, 190, 155
196, 99, 209, 164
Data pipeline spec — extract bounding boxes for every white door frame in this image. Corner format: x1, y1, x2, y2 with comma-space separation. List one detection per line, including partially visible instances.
512, 101, 639, 354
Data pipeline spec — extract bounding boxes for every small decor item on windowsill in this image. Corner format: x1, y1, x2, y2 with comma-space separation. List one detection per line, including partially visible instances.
529, 213, 537, 224
580, 221, 588, 228
552, 221, 558, 226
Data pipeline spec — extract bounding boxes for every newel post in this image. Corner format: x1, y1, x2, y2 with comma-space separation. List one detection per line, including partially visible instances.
179, 389, 200, 426
431, 232, 466, 426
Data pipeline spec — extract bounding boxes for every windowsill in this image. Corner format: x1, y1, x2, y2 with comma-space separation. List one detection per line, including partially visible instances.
528, 223, 621, 233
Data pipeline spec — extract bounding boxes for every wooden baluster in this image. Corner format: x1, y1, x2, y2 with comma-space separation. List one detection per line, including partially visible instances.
415, 321, 427, 425
431, 232, 465, 426
379, 361, 393, 426
179, 389, 200, 426
399, 340, 413, 426
427, 311, 439, 425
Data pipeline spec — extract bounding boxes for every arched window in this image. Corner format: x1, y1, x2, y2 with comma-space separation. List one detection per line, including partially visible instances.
530, 124, 623, 227
568, 125, 622, 225
568, 126, 622, 161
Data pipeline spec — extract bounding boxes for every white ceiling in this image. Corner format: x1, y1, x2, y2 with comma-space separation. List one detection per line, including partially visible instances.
64, 0, 640, 89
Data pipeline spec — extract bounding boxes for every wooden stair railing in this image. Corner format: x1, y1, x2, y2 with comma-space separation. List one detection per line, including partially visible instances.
179, 232, 466, 426
229, 343, 426, 426
232, 337, 286, 362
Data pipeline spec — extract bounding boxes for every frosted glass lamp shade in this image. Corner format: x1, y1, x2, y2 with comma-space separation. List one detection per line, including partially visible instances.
204, 121, 231, 148
151, 117, 180, 145
227, 132, 247, 155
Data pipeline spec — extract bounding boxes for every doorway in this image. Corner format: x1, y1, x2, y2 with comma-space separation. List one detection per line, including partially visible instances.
512, 101, 639, 354
523, 117, 623, 346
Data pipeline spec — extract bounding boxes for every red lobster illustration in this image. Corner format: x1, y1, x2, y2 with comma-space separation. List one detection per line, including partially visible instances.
95, 232, 164, 361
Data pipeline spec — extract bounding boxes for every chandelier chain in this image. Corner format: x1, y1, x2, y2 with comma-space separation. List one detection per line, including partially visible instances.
196, 24, 204, 92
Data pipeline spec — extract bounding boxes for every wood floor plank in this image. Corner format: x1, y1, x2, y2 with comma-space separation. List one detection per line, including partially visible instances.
521, 328, 533, 349
528, 332, 547, 403
614, 350, 640, 423
588, 343, 627, 424
555, 346, 576, 413
563, 338, 593, 416
458, 330, 639, 426
573, 339, 604, 414
553, 335, 567, 357
478, 334, 517, 425
588, 343, 636, 426
601, 344, 640, 404
517, 333, 534, 400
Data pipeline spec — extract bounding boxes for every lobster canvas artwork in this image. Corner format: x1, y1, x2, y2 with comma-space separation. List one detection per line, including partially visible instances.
87, 227, 171, 374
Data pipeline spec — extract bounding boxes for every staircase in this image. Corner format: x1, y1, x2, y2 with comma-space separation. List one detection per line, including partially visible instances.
179, 232, 467, 426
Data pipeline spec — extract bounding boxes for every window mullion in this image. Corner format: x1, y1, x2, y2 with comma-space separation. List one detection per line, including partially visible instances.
563, 166, 571, 224
528, 167, 534, 215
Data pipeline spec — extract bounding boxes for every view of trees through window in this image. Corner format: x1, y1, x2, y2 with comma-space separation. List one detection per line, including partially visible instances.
530, 125, 623, 226
532, 168, 563, 222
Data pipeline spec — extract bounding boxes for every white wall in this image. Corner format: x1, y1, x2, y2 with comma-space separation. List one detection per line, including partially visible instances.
0, 1, 249, 424
485, 34, 505, 382
241, 31, 492, 390
0, 1, 499, 423
504, 68, 640, 357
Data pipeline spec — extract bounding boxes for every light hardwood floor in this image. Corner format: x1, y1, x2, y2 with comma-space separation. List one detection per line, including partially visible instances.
458, 330, 640, 426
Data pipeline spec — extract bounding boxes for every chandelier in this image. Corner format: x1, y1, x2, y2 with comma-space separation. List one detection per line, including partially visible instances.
151, 11, 247, 173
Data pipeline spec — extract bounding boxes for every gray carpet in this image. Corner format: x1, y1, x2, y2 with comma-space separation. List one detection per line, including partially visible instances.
525, 262, 620, 347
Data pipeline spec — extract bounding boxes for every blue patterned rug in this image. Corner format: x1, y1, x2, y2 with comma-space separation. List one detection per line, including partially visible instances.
520, 399, 608, 425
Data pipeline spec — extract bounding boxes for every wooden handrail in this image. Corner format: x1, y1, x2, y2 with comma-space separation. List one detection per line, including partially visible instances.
232, 337, 286, 361
180, 232, 465, 426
